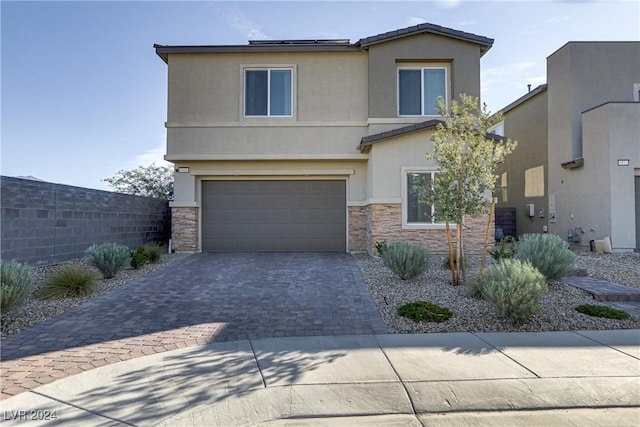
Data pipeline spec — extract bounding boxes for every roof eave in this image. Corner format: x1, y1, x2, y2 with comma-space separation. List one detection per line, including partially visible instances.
358, 119, 443, 152
154, 43, 361, 62
358, 23, 494, 55
498, 84, 548, 115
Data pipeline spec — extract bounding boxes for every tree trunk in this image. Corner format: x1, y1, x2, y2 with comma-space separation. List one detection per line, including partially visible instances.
480, 197, 497, 272
445, 219, 457, 286
455, 212, 462, 286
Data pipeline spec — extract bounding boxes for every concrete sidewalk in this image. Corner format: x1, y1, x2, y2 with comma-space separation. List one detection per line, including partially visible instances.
2, 330, 639, 426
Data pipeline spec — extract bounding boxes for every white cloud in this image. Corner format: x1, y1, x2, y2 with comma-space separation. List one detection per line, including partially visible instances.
226, 10, 269, 40
130, 136, 170, 168
455, 20, 478, 27
545, 15, 570, 25
408, 16, 426, 26
482, 61, 536, 79
435, 0, 461, 9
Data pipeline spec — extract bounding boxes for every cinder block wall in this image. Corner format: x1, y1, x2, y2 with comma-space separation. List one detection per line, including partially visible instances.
1, 176, 170, 265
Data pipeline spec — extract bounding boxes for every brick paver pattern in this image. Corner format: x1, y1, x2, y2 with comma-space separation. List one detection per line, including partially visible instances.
0, 253, 388, 399
563, 276, 640, 317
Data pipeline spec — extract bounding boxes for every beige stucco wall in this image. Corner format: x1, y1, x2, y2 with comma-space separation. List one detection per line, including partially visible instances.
367, 33, 482, 119
561, 103, 640, 251
547, 42, 640, 161
168, 51, 368, 123
166, 51, 369, 159
171, 160, 368, 204
367, 131, 438, 200
497, 90, 548, 236
166, 126, 368, 158
547, 42, 640, 249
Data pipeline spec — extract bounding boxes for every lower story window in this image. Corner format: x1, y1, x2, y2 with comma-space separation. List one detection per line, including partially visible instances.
406, 171, 444, 225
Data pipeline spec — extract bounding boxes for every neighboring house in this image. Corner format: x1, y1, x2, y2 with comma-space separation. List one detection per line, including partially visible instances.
495, 42, 640, 252
155, 23, 494, 253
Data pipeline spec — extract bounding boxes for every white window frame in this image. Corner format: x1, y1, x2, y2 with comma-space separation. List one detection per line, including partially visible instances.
489, 121, 504, 136
634, 83, 640, 102
397, 67, 448, 117
243, 67, 294, 117
401, 167, 454, 230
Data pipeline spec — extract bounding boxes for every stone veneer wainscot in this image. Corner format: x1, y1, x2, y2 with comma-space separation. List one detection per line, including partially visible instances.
171, 207, 199, 252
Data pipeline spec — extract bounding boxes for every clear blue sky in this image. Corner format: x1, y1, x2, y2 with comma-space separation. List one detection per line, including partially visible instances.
2, 0, 638, 191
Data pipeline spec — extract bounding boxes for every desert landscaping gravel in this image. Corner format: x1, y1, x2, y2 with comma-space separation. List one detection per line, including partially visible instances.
354, 251, 640, 334
1, 253, 189, 338
2, 250, 639, 339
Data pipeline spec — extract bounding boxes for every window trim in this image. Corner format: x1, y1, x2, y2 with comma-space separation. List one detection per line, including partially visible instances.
401, 167, 455, 230
397, 66, 448, 117
489, 121, 504, 137
243, 67, 294, 118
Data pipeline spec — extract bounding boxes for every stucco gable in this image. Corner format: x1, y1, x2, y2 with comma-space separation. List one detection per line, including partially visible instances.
357, 22, 493, 55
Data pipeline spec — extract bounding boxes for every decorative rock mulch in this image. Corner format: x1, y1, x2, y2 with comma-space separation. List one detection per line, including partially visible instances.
354, 251, 640, 334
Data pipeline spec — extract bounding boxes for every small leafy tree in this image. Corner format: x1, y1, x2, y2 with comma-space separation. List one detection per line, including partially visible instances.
103, 163, 173, 199
425, 94, 516, 285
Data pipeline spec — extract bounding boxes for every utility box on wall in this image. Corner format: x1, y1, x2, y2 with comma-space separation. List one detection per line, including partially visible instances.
525, 204, 535, 217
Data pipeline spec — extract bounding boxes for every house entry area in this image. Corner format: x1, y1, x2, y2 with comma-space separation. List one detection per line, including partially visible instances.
202, 180, 346, 252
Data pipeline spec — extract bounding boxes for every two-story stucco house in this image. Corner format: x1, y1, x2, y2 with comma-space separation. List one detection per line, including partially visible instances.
494, 42, 640, 252
155, 23, 494, 253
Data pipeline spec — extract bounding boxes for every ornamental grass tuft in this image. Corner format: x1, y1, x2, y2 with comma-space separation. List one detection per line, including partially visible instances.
38, 264, 98, 299
1, 260, 34, 311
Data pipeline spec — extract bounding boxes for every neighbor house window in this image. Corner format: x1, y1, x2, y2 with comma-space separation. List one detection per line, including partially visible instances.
489, 121, 504, 136
245, 69, 292, 116
405, 171, 444, 225
398, 68, 447, 116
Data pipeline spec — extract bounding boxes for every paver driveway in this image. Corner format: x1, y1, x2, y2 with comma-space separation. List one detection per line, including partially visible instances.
1, 252, 387, 398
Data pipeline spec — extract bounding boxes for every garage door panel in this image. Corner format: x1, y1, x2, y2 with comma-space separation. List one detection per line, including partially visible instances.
202, 180, 346, 252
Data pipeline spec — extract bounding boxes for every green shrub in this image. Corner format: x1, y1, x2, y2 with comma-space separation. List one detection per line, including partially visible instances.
375, 240, 388, 257
0, 261, 34, 311
473, 259, 548, 324
576, 304, 630, 320
130, 247, 149, 270
381, 241, 431, 280
516, 233, 576, 281
398, 301, 452, 323
142, 243, 162, 263
489, 236, 517, 262
85, 242, 130, 279
38, 264, 98, 299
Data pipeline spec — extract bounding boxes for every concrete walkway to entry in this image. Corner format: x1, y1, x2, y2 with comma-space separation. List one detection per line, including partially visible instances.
2, 330, 638, 426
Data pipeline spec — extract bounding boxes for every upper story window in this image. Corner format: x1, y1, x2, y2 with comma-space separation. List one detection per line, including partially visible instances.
245, 69, 292, 116
398, 67, 447, 116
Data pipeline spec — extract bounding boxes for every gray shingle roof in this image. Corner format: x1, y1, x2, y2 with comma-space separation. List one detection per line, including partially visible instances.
359, 120, 443, 151
155, 22, 494, 63
357, 23, 493, 55
359, 119, 507, 152
499, 84, 548, 114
